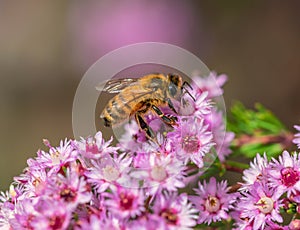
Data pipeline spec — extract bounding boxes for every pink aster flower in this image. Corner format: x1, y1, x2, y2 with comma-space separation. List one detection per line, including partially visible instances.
0, 205, 13, 230
218, 131, 234, 161
265, 222, 288, 230
234, 218, 288, 230
32, 198, 72, 229
74, 193, 107, 226
76, 214, 124, 230
179, 91, 212, 118
268, 150, 300, 197
168, 118, 215, 168
204, 109, 234, 161
74, 131, 118, 159
131, 153, 186, 194
118, 120, 146, 152
189, 177, 237, 225
15, 168, 48, 197
293, 125, 300, 149
11, 198, 37, 229
241, 153, 269, 191
104, 185, 145, 219
152, 192, 197, 230
34, 139, 78, 175
45, 168, 91, 211
126, 213, 161, 230
1, 184, 25, 205
14, 197, 71, 230
141, 133, 174, 157
192, 71, 228, 98
238, 182, 283, 230
0, 189, 15, 230
85, 153, 132, 192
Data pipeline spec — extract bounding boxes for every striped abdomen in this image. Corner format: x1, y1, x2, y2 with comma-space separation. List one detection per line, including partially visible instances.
101, 88, 154, 127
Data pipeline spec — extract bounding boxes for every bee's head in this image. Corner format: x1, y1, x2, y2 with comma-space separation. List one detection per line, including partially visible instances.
167, 73, 183, 98
167, 73, 195, 101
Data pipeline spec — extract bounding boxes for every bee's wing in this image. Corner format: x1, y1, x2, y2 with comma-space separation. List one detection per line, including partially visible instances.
120, 88, 158, 105
96, 78, 138, 93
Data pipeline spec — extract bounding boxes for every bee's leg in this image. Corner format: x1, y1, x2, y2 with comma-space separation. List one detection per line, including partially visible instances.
151, 105, 177, 126
166, 98, 177, 114
135, 113, 155, 139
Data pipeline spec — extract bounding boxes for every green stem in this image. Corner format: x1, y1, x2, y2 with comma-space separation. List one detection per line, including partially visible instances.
232, 131, 294, 149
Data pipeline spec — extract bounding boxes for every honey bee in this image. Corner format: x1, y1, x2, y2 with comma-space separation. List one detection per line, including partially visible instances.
97, 73, 194, 139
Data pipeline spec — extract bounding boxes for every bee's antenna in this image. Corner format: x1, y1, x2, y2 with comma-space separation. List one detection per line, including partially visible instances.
181, 81, 195, 101
182, 81, 193, 90
182, 89, 196, 101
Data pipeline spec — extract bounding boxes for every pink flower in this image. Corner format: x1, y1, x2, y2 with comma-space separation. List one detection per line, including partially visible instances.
74, 131, 118, 159
192, 72, 228, 98
14, 197, 71, 230
131, 153, 186, 194
45, 168, 92, 210
293, 125, 300, 149
168, 118, 215, 168
118, 120, 146, 151
34, 139, 78, 175
152, 192, 197, 230
265, 222, 288, 230
268, 150, 300, 197
241, 153, 269, 191
104, 186, 145, 219
15, 168, 48, 197
189, 177, 237, 225
0, 190, 14, 230
76, 214, 124, 230
179, 91, 212, 118
238, 182, 283, 230
141, 133, 174, 157
204, 109, 234, 161
126, 214, 160, 230
85, 153, 132, 192
74, 194, 106, 226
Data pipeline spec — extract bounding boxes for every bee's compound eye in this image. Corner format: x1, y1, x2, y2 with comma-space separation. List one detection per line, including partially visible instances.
168, 83, 177, 97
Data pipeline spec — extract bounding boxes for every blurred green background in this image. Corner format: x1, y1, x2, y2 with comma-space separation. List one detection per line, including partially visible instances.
1, 1, 300, 190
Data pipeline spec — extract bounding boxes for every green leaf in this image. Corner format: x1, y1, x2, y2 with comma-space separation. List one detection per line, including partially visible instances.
228, 102, 286, 135
227, 102, 288, 159
239, 143, 282, 159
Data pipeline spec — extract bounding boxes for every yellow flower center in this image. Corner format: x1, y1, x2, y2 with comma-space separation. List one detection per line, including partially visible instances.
150, 165, 167, 182
205, 195, 221, 213
102, 165, 119, 181
256, 196, 274, 214
50, 151, 61, 165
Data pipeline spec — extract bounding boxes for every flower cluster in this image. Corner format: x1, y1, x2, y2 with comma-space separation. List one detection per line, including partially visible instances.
4, 71, 300, 229
0, 136, 199, 230
0, 73, 234, 229
234, 150, 300, 229
190, 177, 238, 225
